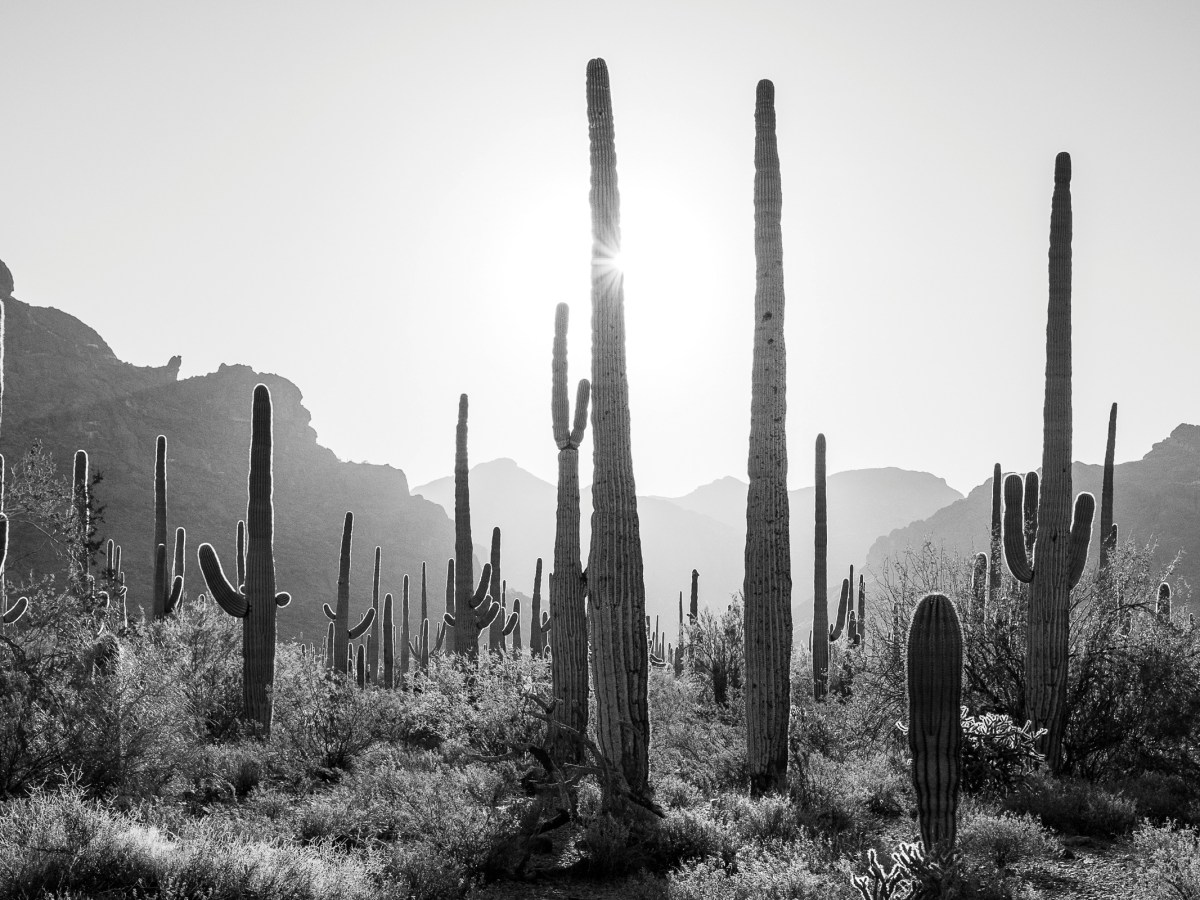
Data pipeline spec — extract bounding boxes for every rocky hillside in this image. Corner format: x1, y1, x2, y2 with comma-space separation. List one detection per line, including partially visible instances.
866, 425, 1200, 611
0, 291, 456, 644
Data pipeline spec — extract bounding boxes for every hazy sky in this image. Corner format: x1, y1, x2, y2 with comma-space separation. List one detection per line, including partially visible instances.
2, 2, 1196, 497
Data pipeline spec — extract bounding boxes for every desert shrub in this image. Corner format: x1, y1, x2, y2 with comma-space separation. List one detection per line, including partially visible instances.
1002, 773, 1139, 837
709, 792, 805, 846
688, 595, 744, 706
788, 751, 908, 853
1133, 820, 1200, 900
584, 812, 634, 877
1110, 771, 1200, 824
956, 802, 1057, 873
668, 842, 839, 900
649, 668, 747, 794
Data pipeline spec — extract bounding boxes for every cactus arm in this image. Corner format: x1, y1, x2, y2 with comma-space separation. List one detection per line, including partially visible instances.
502, 611, 518, 637
275, 592, 291, 607
2, 595, 28, 624
1002, 473, 1034, 583
197, 543, 248, 618
348, 607, 376, 640
322, 603, 336, 621
434, 619, 446, 652
570, 379, 591, 446
829, 578, 849, 641
1022, 471, 1039, 560
477, 599, 500, 631
469, 564, 492, 611
540, 611, 551, 633
173, 527, 186, 587
166, 575, 184, 613
1099, 402, 1117, 573
444, 613, 456, 627
236, 519, 246, 589
1067, 492, 1095, 589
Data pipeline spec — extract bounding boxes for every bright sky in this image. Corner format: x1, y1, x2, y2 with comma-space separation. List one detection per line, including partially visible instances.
2, 2, 1196, 497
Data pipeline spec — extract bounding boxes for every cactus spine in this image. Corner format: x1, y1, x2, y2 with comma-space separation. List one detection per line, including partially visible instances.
1002, 153, 1095, 770
743, 79, 792, 797
321, 513, 377, 675
196, 384, 292, 734
586, 58, 651, 802
908, 592, 963, 853
813, 433, 829, 700
1100, 402, 1118, 575
549, 302, 591, 762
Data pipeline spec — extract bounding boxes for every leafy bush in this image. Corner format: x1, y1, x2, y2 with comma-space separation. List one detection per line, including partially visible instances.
1133, 820, 1200, 900
960, 711, 1046, 795
668, 842, 838, 899
956, 803, 1057, 873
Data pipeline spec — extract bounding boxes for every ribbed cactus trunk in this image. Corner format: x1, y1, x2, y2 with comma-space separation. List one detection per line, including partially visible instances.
400, 575, 411, 689
488, 527, 503, 652
73, 450, 90, 584
813, 434, 829, 700
989, 462, 1002, 599
382, 591, 395, 688
368, 547, 381, 682
550, 302, 590, 763
453, 394, 478, 657
197, 384, 291, 735
743, 79, 792, 797
1100, 402, 1117, 575
530, 558, 547, 657
322, 512, 375, 675
152, 435, 169, 617
585, 58, 650, 802
1003, 153, 1095, 772
908, 593, 963, 853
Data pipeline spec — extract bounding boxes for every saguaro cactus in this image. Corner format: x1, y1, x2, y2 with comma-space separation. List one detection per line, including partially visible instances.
989, 462, 1002, 599
322, 513, 376, 674
743, 79, 793, 797
400, 575, 411, 688
443, 561, 500, 647
1100, 402, 1118, 575
1157, 582, 1172, 620
451, 394, 491, 657
1002, 153, 1095, 770
813, 433, 829, 700
72, 450, 91, 583
197, 384, 292, 734
488, 527, 504, 652
908, 592, 963, 853
382, 591, 395, 688
585, 58, 651, 802
550, 302, 591, 761
368, 547, 382, 682
529, 558, 551, 657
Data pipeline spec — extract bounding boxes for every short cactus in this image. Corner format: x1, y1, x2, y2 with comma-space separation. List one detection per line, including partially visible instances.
528, 558, 551, 657
908, 592, 963, 853
382, 591, 395, 688
1100, 403, 1118, 575
1157, 582, 1172, 621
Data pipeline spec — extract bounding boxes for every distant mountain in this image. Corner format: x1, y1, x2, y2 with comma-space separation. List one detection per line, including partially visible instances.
416, 462, 963, 638
866, 425, 1200, 613
1, 291, 455, 644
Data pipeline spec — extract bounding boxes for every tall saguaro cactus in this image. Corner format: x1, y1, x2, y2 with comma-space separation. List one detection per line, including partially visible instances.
908, 592, 963, 853
72, 450, 90, 583
451, 394, 492, 657
322, 513, 377, 674
585, 58, 651, 802
989, 462, 1002, 599
1100, 402, 1118, 575
488, 527, 504, 652
550, 302, 591, 759
529, 558, 551, 657
743, 77, 792, 798
813, 434, 829, 700
368, 546, 382, 682
1002, 153, 1095, 771
197, 384, 292, 734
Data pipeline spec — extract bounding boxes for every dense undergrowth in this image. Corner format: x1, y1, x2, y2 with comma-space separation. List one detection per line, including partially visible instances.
1, 462, 1198, 898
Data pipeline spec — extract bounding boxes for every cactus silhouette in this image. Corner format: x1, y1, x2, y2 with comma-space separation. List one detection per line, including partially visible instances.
443, 561, 500, 647
908, 592, 963, 854
586, 58, 651, 802
813, 434, 829, 700
368, 546, 382, 683
829, 577, 850, 642
400, 575, 411, 688
1100, 402, 1118, 575
549, 302, 591, 761
989, 463, 1002, 599
529, 558, 551, 657
1001, 153, 1095, 770
382, 591, 395, 688
743, 78, 793, 797
322, 512, 376, 674
450, 395, 497, 657
488, 527, 504, 652
1157, 582, 1172, 620
196, 384, 292, 734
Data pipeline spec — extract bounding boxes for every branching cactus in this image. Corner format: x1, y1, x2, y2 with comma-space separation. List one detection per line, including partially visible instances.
155, 531, 185, 618
908, 592, 963, 854
443, 557, 454, 650
382, 591, 395, 688
196, 384, 292, 734
452, 393, 481, 656
549, 301, 591, 762
529, 558, 551, 657
322, 512, 376, 674
488, 528, 505, 652
443, 561, 501, 647
151, 437, 186, 618
1100, 402, 1118, 575
1001, 153, 1096, 771
813, 433, 829, 700
368, 546, 382, 683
